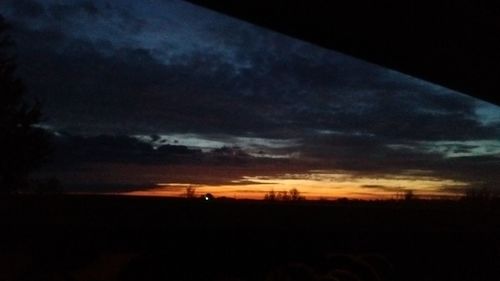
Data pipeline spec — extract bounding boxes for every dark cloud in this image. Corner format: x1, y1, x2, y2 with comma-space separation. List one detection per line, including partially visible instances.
205, 22, 499, 141
40, 132, 500, 193
79, 1, 99, 16
360, 185, 406, 193
12, 25, 497, 141
296, 133, 500, 189
62, 182, 157, 193
49, 133, 292, 168
208, 22, 457, 97
12, 30, 281, 135
116, 8, 148, 33
2, 0, 45, 19
50, 134, 201, 166
47, 131, 500, 191
441, 155, 500, 184
299, 133, 442, 173
361, 185, 386, 188
1, 0, 496, 142
2, 0, 499, 194
38, 133, 309, 191
48, 1, 100, 21
1, 0, 146, 37
323, 91, 496, 141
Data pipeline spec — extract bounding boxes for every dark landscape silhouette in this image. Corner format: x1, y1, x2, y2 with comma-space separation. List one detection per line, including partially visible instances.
1, 195, 500, 281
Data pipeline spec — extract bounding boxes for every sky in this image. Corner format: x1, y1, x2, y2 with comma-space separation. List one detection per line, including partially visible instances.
1, 0, 500, 199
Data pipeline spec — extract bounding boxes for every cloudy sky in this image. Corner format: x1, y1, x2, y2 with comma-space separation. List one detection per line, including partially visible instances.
1, 0, 500, 199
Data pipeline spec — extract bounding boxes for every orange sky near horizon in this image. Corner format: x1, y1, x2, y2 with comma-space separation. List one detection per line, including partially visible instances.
124, 171, 468, 200
51, 162, 471, 200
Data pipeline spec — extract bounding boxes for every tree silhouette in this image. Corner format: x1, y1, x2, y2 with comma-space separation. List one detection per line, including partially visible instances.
289, 188, 305, 201
264, 189, 305, 201
185, 185, 196, 199
277, 190, 290, 201
403, 190, 415, 201
0, 15, 50, 194
264, 189, 277, 201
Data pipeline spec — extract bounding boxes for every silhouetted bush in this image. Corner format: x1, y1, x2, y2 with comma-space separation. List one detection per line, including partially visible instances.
203, 193, 215, 201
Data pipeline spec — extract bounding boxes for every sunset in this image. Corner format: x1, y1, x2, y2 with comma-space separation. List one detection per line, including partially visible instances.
1, 0, 499, 200
124, 172, 467, 200
1, 1, 500, 280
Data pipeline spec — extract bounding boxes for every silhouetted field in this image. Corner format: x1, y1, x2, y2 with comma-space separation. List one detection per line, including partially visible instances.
1, 194, 499, 281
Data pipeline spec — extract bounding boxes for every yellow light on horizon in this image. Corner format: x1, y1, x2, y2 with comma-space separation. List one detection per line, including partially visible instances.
124, 171, 468, 200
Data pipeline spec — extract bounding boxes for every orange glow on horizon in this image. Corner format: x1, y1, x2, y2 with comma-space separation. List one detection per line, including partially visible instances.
124, 172, 467, 200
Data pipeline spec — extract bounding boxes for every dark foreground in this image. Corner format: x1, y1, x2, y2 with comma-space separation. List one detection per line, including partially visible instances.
1, 195, 499, 281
